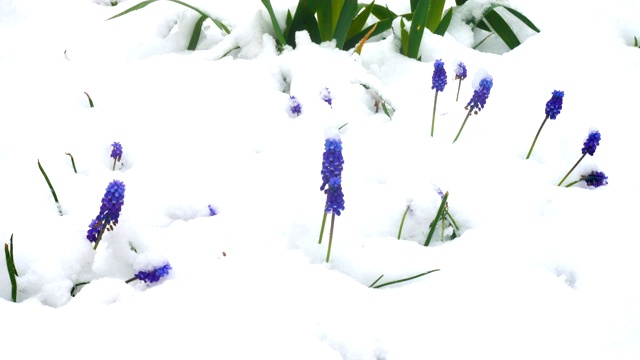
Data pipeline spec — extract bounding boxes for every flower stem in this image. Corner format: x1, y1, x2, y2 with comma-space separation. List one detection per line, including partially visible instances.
558, 153, 586, 186
456, 79, 462, 102
318, 211, 328, 244
431, 90, 439, 137
564, 180, 580, 188
125, 276, 137, 284
325, 213, 336, 263
112, 158, 117, 171
397, 205, 410, 239
452, 110, 473, 143
65, 153, 78, 173
425, 192, 448, 246
526, 115, 549, 159
93, 224, 107, 250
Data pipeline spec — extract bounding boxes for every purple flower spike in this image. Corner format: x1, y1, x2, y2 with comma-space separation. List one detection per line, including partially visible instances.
98, 180, 125, 226
289, 95, 302, 117
431, 59, 447, 92
208, 204, 217, 216
110, 142, 123, 162
465, 76, 493, 114
325, 177, 345, 216
581, 130, 601, 156
545, 90, 564, 120
135, 263, 172, 284
320, 137, 344, 191
321, 88, 333, 107
582, 171, 608, 188
455, 62, 467, 80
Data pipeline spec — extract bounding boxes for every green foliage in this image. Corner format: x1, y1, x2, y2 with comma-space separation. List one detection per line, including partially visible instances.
4, 234, 18, 302
634, 36, 640, 48
106, 0, 231, 51
369, 269, 440, 288
38, 159, 62, 216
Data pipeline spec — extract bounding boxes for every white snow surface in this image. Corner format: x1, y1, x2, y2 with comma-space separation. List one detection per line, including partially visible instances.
1, 0, 640, 358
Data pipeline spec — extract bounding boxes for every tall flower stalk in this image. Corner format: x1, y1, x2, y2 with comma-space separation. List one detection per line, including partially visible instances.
86, 180, 126, 250
454, 62, 467, 102
557, 130, 601, 186
431, 59, 447, 137
526, 90, 564, 159
318, 136, 345, 263
453, 75, 493, 143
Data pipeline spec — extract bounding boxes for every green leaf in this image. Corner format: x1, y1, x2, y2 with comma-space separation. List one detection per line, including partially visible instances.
286, 0, 321, 47
37, 159, 62, 216
400, 17, 409, 56
333, 0, 358, 49
346, 1, 375, 40
433, 6, 452, 36
370, 4, 396, 20
261, 0, 287, 46
106, 0, 156, 20
343, 17, 392, 50
410, 0, 419, 12
187, 14, 207, 50
316, 1, 333, 42
425, 0, 445, 33
331, 0, 345, 32
483, 8, 520, 50
406, 0, 431, 59
455, 0, 466, 5
5, 241, 17, 302
424, 191, 448, 246
369, 269, 440, 289
502, 5, 540, 33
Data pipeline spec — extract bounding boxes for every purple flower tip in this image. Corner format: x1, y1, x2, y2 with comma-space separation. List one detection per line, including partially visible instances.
289, 95, 302, 116
581, 171, 608, 188
455, 62, 467, 80
431, 59, 447, 92
135, 263, 172, 284
465, 76, 493, 114
545, 90, 564, 120
581, 130, 601, 156
321, 88, 332, 107
208, 204, 217, 216
110, 142, 123, 162
320, 137, 344, 191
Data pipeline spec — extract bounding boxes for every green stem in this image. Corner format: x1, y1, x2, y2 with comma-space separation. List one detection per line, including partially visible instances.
112, 158, 117, 171
456, 78, 462, 102
368, 274, 385, 288
440, 215, 445, 241
319, 211, 328, 244
425, 192, 449, 246
526, 115, 549, 159
397, 205, 410, 240
37, 159, 62, 216
431, 90, 439, 137
564, 179, 580, 188
370, 269, 440, 289
452, 110, 473, 143
558, 153, 586, 186
65, 152, 78, 174
445, 210, 459, 230
93, 224, 107, 250
325, 213, 336, 263
125, 276, 138, 284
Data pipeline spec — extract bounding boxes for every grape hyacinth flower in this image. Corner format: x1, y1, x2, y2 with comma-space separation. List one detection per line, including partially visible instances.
289, 95, 302, 117
557, 130, 601, 186
126, 263, 172, 284
454, 61, 467, 102
208, 204, 217, 216
321, 87, 332, 108
526, 90, 564, 159
430, 59, 447, 137
86, 179, 126, 250
565, 170, 608, 188
111, 142, 123, 171
453, 74, 493, 143
318, 135, 345, 262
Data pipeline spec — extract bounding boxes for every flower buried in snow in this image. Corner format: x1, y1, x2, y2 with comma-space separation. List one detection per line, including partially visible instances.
134, 263, 172, 284
320, 137, 344, 191
208, 204, 217, 216
465, 76, 493, 114
325, 177, 345, 216
321, 87, 332, 107
455, 62, 467, 80
110, 142, 123, 162
431, 59, 447, 92
581, 130, 601, 156
289, 95, 302, 117
545, 90, 564, 120
582, 171, 608, 188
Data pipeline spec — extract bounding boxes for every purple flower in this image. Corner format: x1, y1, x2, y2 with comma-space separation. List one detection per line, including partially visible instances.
465, 76, 493, 114
321, 88, 332, 107
581, 130, 601, 156
134, 263, 172, 284
97, 180, 125, 226
110, 142, 123, 162
320, 137, 344, 191
208, 204, 217, 216
581, 171, 608, 188
545, 90, 564, 120
86, 218, 102, 243
325, 177, 345, 216
455, 62, 467, 80
289, 95, 302, 117
431, 59, 447, 92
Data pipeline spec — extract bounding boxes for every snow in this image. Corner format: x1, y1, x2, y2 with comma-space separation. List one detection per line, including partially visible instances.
1, 0, 640, 358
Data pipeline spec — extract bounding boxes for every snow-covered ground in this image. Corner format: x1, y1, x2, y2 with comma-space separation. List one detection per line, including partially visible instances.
1, 0, 640, 358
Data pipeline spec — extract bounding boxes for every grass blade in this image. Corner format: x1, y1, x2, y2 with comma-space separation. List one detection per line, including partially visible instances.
65, 153, 78, 174
188, 14, 207, 50
397, 204, 410, 239
83, 92, 94, 108
347, 0, 375, 40
368, 274, 385, 287
37, 159, 62, 216
434, 6, 452, 36
503, 6, 540, 33
9, 234, 17, 276
424, 191, 448, 246
483, 8, 520, 49
406, 0, 431, 59
4, 242, 17, 302
261, 0, 287, 46
425, 0, 445, 33
106, 0, 157, 20
333, 0, 358, 49
370, 269, 440, 288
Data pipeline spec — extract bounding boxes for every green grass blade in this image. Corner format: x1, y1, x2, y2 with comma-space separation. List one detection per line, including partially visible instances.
316, 1, 333, 42
371, 269, 440, 288
483, 8, 520, 49
347, 1, 375, 40
5, 242, 17, 302
261, 0, 287, 46
106, 0, 157, 20
370, 4, 396, 20
400, 17, 409, 56
368, 274, 385, 288
65, 153, 78, 174
37, 159, 62, 216
333, 0, 358, 49
424, 191, 448, 246
433, 6, 452, 36
9, 234, 17, 276
503, 6, 540, 33
406, 0, 431, 59
84, 92, 94, 108
425, 0, 445, 33
187, 14, 207, 50
344, 17, 391, 49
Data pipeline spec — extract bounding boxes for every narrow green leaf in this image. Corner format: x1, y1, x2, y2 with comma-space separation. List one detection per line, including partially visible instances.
84, 92, 94, 108
407, 0, 431, 59
333, 0, 358, 49
106, 0, 157, 20
344, 17, 391, 50
455, 0, 466, 5
503, 6, 540, 33
346, 1, 375, 40
287, 0, 321, 47
5, 243, 17, 302
425, 0, 445, 33
424, 191, 448, 246
9, 234, 17, 276
37, 159, 62, 216
410, 0, 419, 12
188, 14, 207, 50
483, 8, 520, 50
476, 19, 490, 31
64, 153, 78, 174
635, 36, 638, 47
371, 269, 440, 288
400, 17, 409, 56
434, 6, 452, 36
331, 0, 345, 32
316, 1, 333, 42
368, 274, 385, 288
370, 4, 396, 20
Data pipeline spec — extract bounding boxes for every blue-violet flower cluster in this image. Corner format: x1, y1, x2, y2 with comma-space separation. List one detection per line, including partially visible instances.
325, 177, 345, 216
208, 204, 217, 216
581, 130, 601, 156
431, 59, 447, 92
455, 62, 467, 80
290, 95, 302, 117
86, 180, 126, 243
320, 137, 344, 191
582, 171, 608, 188
111, 142, 123, 162
466, 76, 493, 114
321, 87, 332, 107
545, 90, 564, 120
134, 263, 172, 284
